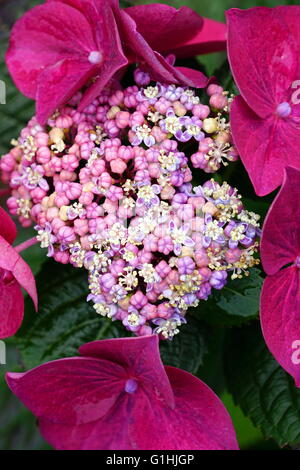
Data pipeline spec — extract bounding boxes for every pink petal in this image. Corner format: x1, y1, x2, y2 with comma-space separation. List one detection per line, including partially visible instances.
33, 366, 238, 450
79, 336, 175, 407
164, 17, 227, 57
0, 280, 24, 339
125, 4, 203, 53
116, 9, 207, 88
6, 357, 128, 424
0, 207, 17, 244
6, 2, 98, 100
129, 366, 239, 450
36, 59, 98, 124
230, 96, 300, 196
0, 235, 37, 310
78, 4, 128, 111
175, 66, 209, 88
261, 167, 300, 275
226, 7, 300, 119
260, 268, 300, 386
6, 336, 238, 450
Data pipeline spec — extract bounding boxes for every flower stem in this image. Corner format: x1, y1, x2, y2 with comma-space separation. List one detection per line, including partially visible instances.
15, 237, 38, 253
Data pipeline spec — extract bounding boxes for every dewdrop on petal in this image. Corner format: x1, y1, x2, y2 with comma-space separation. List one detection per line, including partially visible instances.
1, 66, 260, 339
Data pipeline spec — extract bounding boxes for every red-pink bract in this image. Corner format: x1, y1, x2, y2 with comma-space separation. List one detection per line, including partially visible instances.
227, 7, 300, 196
0, 208, 37, 338
260, 167, 300, 386
6, 336, 239, 450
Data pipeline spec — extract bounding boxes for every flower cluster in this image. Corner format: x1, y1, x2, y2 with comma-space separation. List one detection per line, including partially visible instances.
1, 69, 259, 338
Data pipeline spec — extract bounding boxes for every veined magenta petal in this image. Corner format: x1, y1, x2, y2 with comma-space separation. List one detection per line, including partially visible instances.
261, 268, 300, 387
261, 167, 300, 275
7, 337, 238, 450
0, 235, 37, 310
226, 7, 299, 119
36, 59, 97, 124
78, 5, 128, 111
175, 66, 208, 88
116, 9, 207, 88
6, 2, 98, 99
34, 365, 238, 450
38, 406, 134, 450
124, 4, 203, 53
11, 254, 38, 311
165, 17, 227, 57
0, 235, 21, 272
6, 357, 128, 424
0, 280, 24, 339
0, 207, 17, 244
230, 96, 300, 196
129, 366, 239, 450
79, 336, 175, 408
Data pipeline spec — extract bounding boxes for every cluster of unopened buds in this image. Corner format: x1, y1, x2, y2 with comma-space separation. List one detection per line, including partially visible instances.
0, 67, 260, 339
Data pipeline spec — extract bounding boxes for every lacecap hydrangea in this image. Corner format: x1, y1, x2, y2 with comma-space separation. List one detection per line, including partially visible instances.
0, 67, 261, 338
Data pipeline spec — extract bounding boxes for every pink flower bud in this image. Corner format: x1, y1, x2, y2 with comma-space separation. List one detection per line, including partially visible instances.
79, 191, 93, 205
46, 207, 59, 221
110, 259, 125, 277
144, 234, 158, 252
157, 236, 173, 255
104, 120, 119, 138
115, 111, 130, 129
36, 146, 51, 164
57, 225, 76, 243
195, 249, 210, 267
51, 217, 65, 233
110, 158, 127, 174
129, 111, 144, 127
35, 132, 49, 146
62, 154, 79, 171
55, 115, 73, 128
108, 90, 124, 107
192, 104, 210, 119
55, 194, 69, 207
209, 93, 228, 110
207, 84, 224, 96
74, 219, 89, 236
66, 182, 82, 200
177, 256, 195, 275
118, 145, 134, 161
49, 157, 62, 173
100, 273, 116, 292
130, 290, 148, 309
54, 251, 70, 264
30, 187, 46, 203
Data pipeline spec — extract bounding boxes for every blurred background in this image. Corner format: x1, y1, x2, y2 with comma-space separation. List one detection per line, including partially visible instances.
0, 0, 296, 450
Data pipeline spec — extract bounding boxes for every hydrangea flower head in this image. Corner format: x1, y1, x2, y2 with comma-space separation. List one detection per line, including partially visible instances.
1, 67, 260, 338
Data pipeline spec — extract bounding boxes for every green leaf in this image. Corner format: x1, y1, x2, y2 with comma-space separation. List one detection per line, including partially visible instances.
17, 260, 127, 369
159, 316, 211, 374
225, 323, 300, 447
195, 268, 263, 326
